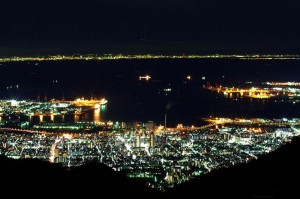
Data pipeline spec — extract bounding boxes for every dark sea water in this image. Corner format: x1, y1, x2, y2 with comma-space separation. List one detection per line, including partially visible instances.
1, 58, 300, 127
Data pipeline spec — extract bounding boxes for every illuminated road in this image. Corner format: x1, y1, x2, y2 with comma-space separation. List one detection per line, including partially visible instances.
49, 138, 62, 163
93, 139, 104, 162
0, 127, 54, 135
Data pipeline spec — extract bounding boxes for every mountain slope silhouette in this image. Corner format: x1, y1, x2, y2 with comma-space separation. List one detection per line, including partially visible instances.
1, 137, 300, 199
167, 137, 300, 199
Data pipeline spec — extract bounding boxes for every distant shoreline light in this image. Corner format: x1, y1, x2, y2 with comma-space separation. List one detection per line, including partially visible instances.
0, 54, 300, 62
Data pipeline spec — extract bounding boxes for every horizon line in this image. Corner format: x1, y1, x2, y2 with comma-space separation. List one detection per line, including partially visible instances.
0, 53, 300, 62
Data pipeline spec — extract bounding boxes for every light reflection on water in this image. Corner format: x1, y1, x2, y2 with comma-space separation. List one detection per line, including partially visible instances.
93, 108, 100, 123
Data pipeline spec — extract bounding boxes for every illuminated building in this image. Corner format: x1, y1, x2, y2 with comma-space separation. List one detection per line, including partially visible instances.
136, 133, 141, 148
150, 131, 155, 148
146, 121, 155, 131
54, 148, 60, 158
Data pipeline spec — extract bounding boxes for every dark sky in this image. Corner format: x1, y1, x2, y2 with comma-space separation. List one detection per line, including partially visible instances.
1, 0, 300, 55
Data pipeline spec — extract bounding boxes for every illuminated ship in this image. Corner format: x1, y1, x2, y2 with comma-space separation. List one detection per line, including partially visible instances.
72, 98, 108, 108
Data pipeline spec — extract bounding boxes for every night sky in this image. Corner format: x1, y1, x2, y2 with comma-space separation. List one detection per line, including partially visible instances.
1, 0, 300, 55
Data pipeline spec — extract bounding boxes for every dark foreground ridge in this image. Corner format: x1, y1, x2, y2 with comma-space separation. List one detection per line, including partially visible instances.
1, 137, 300, 199
0, 157, 159, 199
167, 136, 300, 199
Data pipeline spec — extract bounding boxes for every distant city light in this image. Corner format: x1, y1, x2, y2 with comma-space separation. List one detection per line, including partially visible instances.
0, 54, 299, 63
207, 81, 300, 100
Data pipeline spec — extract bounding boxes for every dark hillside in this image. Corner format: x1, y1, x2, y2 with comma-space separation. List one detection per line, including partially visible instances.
1, 137, 300, 199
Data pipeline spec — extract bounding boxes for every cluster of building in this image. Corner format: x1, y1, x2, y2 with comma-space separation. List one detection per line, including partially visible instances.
1, 99, 299, 190
0, 116, 298, 191
0, 98, 107, 130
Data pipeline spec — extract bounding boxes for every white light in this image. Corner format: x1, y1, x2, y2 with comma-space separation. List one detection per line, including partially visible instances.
273, 87, 283, 91
139, 75, 151, 81
101, 98, 108, 104
10, 100, 18, 106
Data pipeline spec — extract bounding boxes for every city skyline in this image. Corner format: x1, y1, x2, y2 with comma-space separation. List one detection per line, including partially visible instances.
0, 96, 298, 190
1, 1, 300, 198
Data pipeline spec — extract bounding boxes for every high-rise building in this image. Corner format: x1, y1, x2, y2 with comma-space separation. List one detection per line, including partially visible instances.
54, 148, 60, 158
145, 121, 155, 131
150, 131, 155, 148
136, 132, 141, 148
